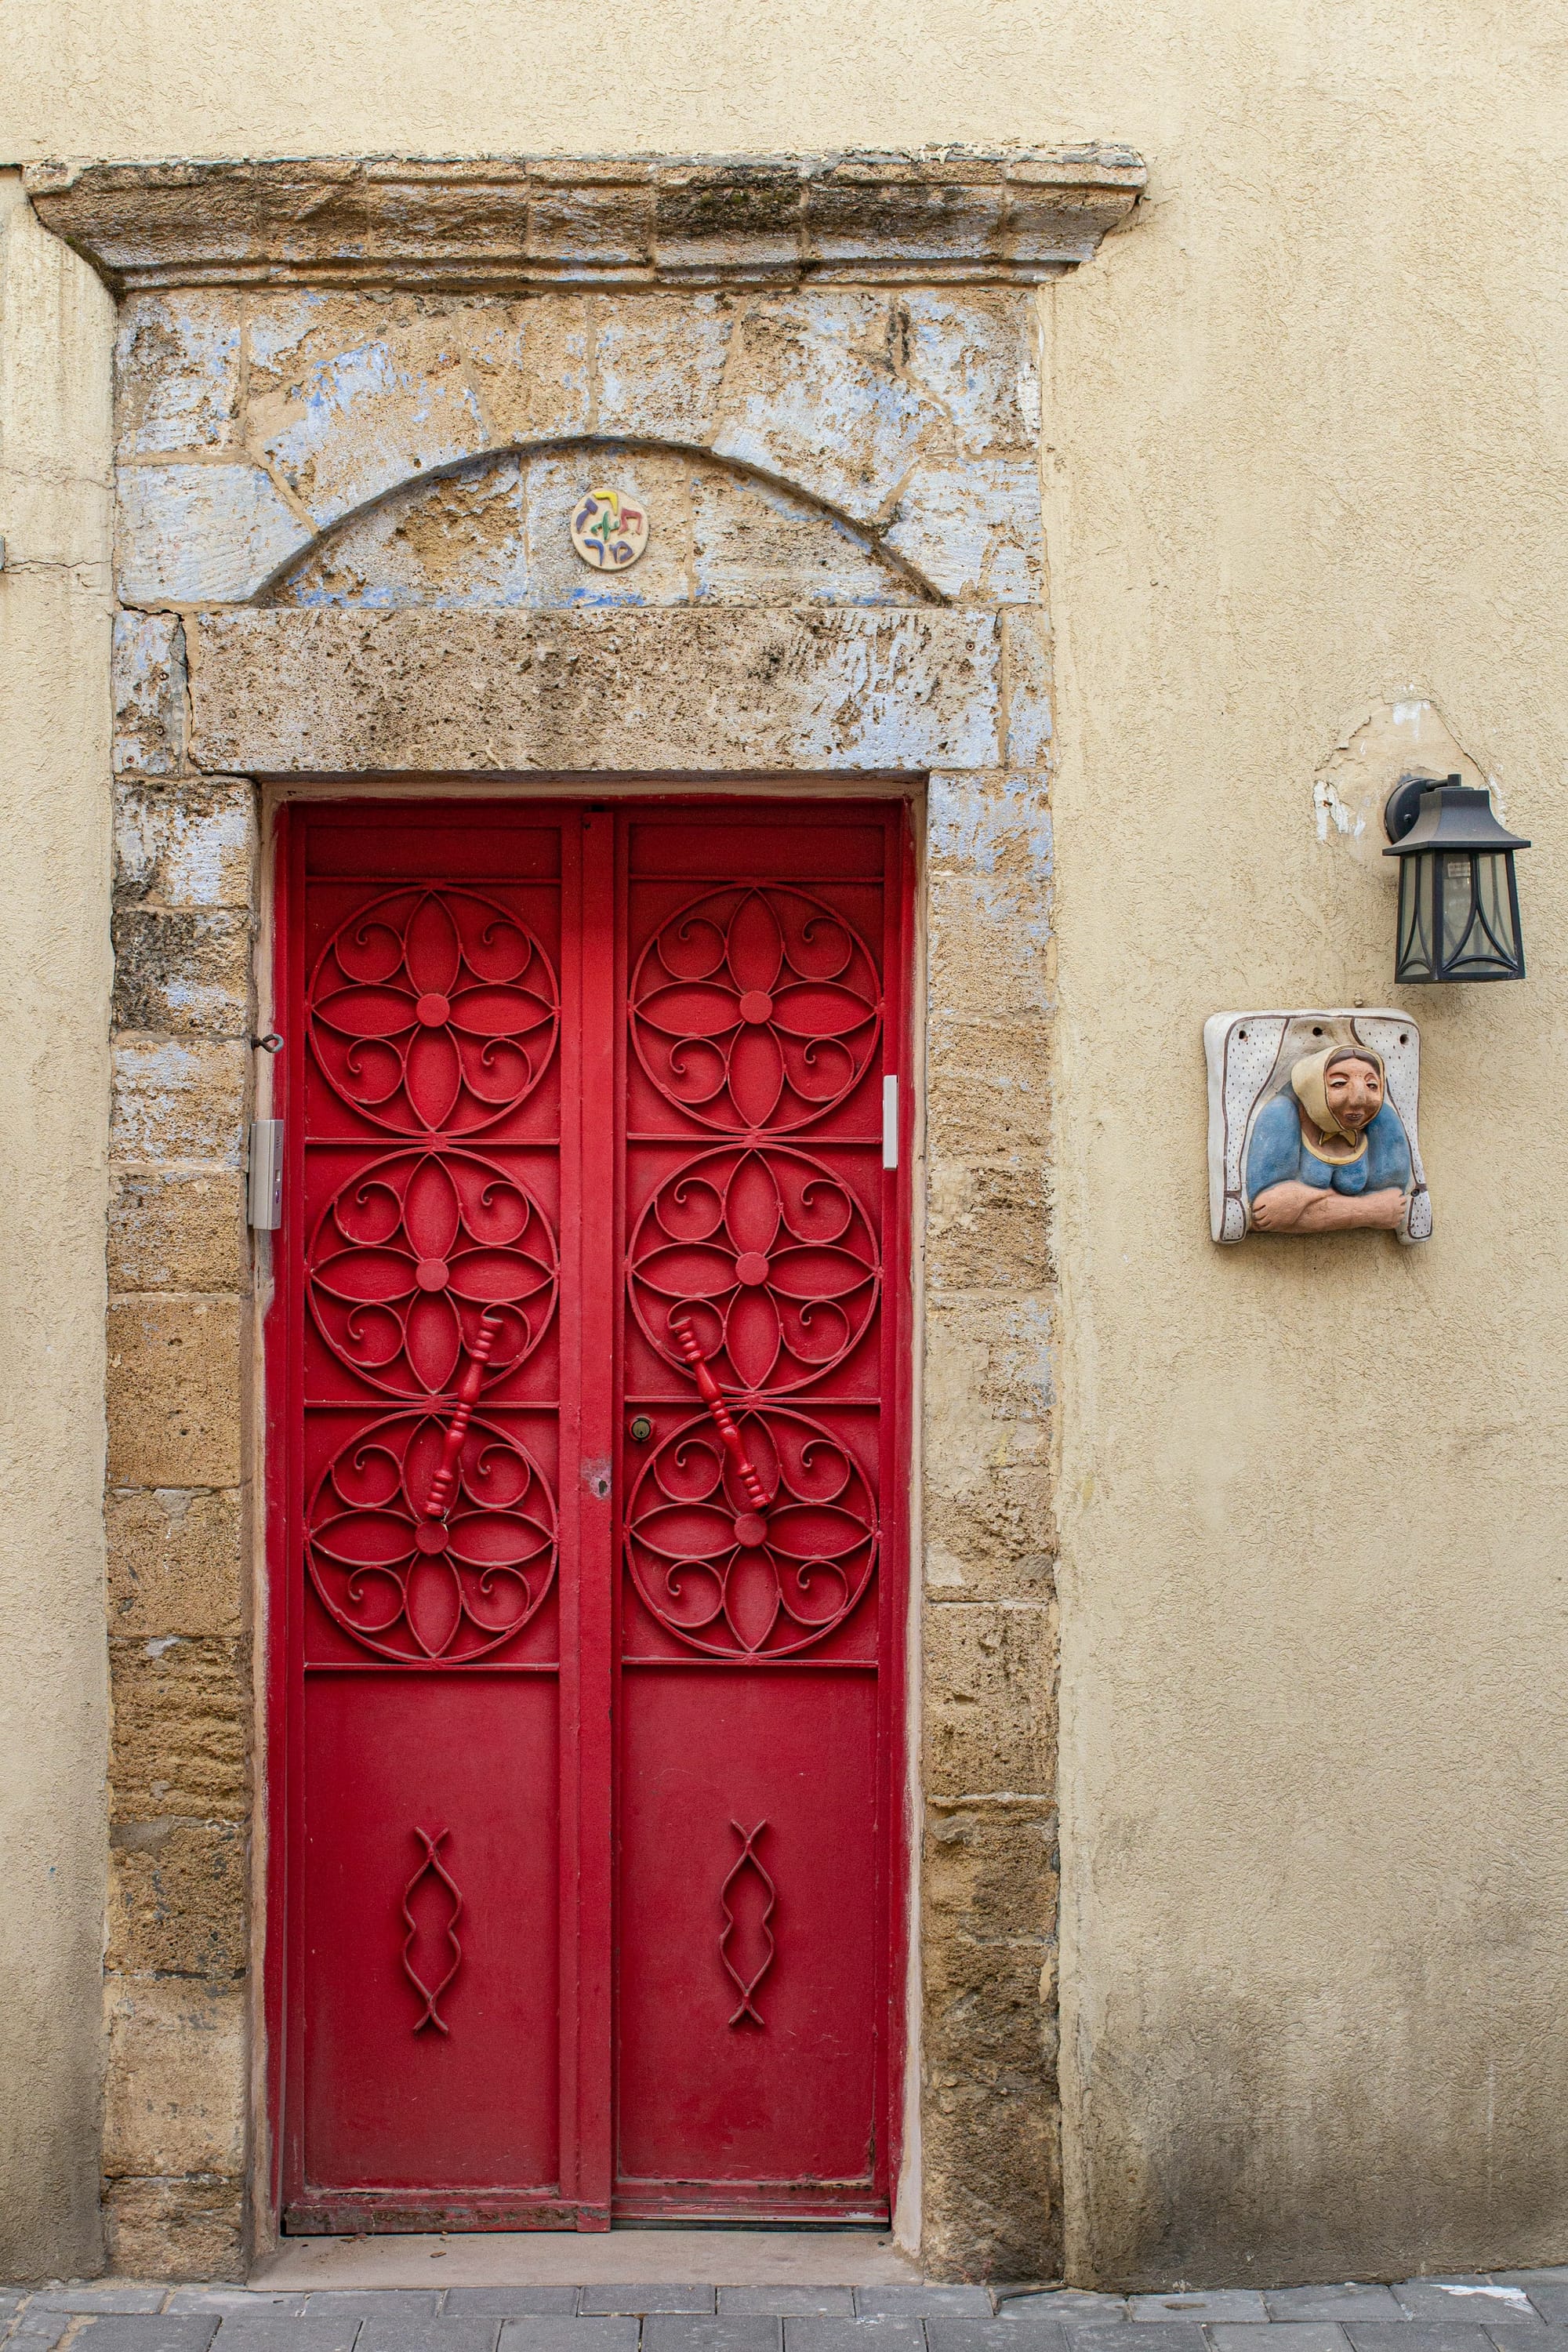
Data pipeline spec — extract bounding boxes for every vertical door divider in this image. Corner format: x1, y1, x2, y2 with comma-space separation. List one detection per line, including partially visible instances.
574, 808, 618, 2227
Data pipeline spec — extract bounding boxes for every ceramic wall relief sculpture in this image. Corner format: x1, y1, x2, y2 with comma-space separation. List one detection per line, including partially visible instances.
1205, 1011, 1431, 1245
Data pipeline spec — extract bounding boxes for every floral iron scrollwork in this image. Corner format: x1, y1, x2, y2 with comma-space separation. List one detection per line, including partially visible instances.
310, 1147, 557, 1397
307, 1405, 556, 1662
630, 885, 881, 1134
309, 886, 558, 1136
623, 1399, 877, 1658
628, 1144, 879, 1393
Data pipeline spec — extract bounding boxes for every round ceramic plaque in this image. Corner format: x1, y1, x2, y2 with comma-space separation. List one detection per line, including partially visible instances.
569, 487, 649, 571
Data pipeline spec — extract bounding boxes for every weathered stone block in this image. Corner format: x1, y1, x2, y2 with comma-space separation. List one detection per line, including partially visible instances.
116, 461, 309, 604
925, 1602, 1054, 1798
102, 2175, 244, 2282
924, 1470, 1054, 1602
113, 612, 186, 775
187, 607, 1004, 775
925, 1804, 1058, 1947
270, 455, 529, 610
102, 1978, 245, 2176
115, 292, 242, 459
106, 1485, 243, 1638
114, 779, 254, 909
927, 1293, 1054, 1431
107, 1820, 246, 1976
921, 2081, 1059, 2283
111, 1039, 247, 1167
109, 1170, 247, 1294
691, 470, 906, 606
927, 1017, 1050, 1156
111, 906, 251, 1039
247, 299, 489, 529
110, 1635, 248, 1821
1001, 608, 1054, 765
902, 292, 1041, 456
884, 457, 1044, 604
106, 1297, 243, 1487
712, 292, 942, 524
928, 872, 1052, 1025
466, 296, 591, 444
927, 1158, 1051, 1291
595, 292, 735, 441
528, 163, 655, 268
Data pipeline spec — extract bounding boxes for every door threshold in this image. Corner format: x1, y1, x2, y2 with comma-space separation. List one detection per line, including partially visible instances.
252, 2226, 920, 2290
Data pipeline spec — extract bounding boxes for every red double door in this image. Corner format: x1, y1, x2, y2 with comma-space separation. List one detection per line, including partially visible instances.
270, 799, 910, 2231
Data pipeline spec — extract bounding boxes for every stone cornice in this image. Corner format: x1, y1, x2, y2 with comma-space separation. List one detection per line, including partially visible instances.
25, 148, 1145, 295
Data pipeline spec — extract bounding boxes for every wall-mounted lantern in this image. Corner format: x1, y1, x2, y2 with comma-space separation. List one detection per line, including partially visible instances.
1383, 772, 1530, 984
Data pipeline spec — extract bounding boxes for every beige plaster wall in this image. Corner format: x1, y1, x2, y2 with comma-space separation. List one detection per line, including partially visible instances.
0, 174, 114, 2278
3, 0, 1567, 2288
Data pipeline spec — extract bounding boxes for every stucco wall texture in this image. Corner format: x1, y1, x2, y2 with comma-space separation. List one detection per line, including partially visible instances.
2, 0, 1566, 2291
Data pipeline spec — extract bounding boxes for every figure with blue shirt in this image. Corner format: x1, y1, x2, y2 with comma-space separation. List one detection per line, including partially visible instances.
1247, 1040, 1411, 1234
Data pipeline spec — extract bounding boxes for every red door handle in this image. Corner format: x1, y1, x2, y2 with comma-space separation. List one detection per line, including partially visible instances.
425, 1308, 504, 1522
667, 1311, 769, 1543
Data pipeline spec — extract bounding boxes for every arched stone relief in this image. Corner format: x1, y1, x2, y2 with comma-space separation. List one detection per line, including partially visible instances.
260, 439, 936, 611
112, 287, 1044, 612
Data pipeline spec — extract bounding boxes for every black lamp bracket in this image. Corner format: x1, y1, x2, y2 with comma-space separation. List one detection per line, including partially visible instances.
1384, 771, 1459, 845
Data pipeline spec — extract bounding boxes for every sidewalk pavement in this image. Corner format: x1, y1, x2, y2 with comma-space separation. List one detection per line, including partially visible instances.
4, 2269, 1568, 2352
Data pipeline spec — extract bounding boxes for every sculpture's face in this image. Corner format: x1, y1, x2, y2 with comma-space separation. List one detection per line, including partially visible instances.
1324, 1054, 1384, 1133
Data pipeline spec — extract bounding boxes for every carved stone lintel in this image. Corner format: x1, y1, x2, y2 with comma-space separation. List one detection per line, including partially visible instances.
26, 147, 1146, 295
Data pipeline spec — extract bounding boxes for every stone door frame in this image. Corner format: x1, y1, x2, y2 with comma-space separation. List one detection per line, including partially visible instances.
41, 145, 1144, 2279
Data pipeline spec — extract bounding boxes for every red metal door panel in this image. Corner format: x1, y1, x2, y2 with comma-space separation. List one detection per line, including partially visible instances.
298, 1674, 559, 2205
615, 1670, 880, 2208
271, 799, 908, 2233
613, 810, 906, 2218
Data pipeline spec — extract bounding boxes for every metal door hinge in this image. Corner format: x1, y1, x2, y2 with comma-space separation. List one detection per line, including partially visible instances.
882, 1076, 899, 1170
248, 1119, 284, 1229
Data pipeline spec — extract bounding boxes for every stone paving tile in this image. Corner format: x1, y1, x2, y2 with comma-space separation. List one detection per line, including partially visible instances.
644, 2320, 780, 2352
169, 2297, 310, 2318
1134, 2298, 1269, 2325
1513, 2295, 1568, 2328
304, 2298, 443, 2322
1264, 2295, 1403, 2324
1066, 2328, 1207, 2352
358, 2321, 503, 2352
784, 2322, 925, 2352
9, 2321, 75, 2350
1210, 2327, 1349, 2352
212, 2321, 360, 2352
30, 2295, 172, 2316
1482, 2331, 1568, 2347
442, 2296, 579, 2319
0, 2297, 30, 2319
73, 2322, 220, 2352
498, 2324, 639, 2352
858, 2295, 993, 2320
928, 2322, 1070, 2352
994, 2299, 1127, 2325
1393, 2292, 1535, 2328
719, 2296, 855, 2320
1345, 2327, 1499, 2352
580, 2291, 715, 2318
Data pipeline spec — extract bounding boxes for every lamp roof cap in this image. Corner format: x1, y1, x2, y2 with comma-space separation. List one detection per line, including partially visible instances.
1384, 775, 1530, 858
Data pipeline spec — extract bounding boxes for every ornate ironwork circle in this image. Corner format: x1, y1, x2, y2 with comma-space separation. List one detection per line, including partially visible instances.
627, 1142, 879, 1394
309, 1147, 557, 1399
309, 886, 559, 1136
623, 1403, 877, 1658
307, 1407, 556, 1662
629, 885, 881, 1134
